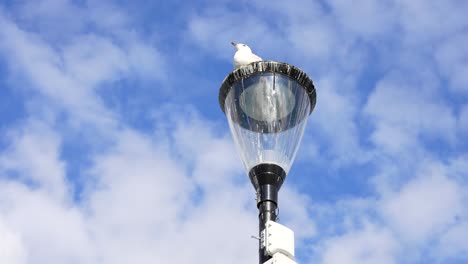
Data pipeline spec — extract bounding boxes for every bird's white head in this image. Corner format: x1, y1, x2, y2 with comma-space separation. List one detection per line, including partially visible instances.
231, 42, 252, 53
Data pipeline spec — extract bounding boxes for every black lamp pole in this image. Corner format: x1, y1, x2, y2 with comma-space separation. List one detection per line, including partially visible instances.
250, 163, 285, 263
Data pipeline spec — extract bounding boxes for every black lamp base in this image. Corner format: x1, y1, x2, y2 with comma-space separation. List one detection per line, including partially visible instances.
248, 163, 286, 264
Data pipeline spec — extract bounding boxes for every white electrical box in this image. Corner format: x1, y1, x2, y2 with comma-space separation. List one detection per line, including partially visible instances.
264, 221, 295, 258
263, 252, 297, 264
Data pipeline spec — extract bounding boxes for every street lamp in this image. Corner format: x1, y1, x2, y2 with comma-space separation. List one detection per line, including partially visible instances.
219, 61, 317, 263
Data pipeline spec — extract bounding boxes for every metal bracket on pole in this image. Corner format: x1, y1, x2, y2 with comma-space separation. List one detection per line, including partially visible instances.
261, 221, 296, 264
264, 221, 295, 258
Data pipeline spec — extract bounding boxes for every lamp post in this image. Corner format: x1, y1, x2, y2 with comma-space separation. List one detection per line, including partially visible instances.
219, 61, 317, 263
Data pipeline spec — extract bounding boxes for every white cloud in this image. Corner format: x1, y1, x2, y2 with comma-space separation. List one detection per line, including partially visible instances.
0, 119, 67, 200
310, 75, 369, 165
63, 34, 129, 86
435, 33, 468, 93
126, 41, 166, 81
0, 13, 116, 127
169, 110, 243, 188
328, 0, 398, 38
307, 159, 468, 263
0, 117, 93, 263
287, 19, 339, 63
85, 129, 194, 263
12, 0, 87, 41
154, 185, 258, 264
448, 154, 468, 183
0, 181, 94, 263
396, 0, 468, 45
188, 9, 279, 62
381, 166, 462, 244
83, 112, 261, 264
0, 101, 318, 263
1, 1, 468, 264
0, 5, 165, 129
320, 224, 398, 264
0, 218, 26, 264
251, 0, 324, 23
364, 73, 457, 154
0, 112, 262, 264
87, 1, 130, 32
435, 221, 468, 260
460, 105, 468, 134
280, 187, 317, 240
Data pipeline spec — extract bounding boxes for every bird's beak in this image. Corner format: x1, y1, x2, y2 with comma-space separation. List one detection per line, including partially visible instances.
231, 42, 237, 47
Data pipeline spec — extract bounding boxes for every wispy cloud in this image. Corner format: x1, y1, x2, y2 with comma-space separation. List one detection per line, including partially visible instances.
0, 0, 467, 263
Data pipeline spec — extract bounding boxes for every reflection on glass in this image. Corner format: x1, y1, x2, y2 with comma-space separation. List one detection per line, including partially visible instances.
225, 72, 311, 174
239, 76, 296, 122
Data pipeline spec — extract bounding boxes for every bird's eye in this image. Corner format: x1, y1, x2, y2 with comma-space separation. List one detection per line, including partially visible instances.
243, 44, 246, 47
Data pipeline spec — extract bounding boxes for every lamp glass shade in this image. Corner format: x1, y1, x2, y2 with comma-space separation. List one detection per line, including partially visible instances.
224, 72, 311, 174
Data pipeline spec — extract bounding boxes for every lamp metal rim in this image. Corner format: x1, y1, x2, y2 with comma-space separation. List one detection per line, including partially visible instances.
219, 60, 317, 115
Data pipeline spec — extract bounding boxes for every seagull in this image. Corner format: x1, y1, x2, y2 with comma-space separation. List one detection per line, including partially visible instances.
231, 42, 262, 69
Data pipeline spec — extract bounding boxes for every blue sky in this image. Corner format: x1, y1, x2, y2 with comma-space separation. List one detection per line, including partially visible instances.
0, 0, 467, 263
